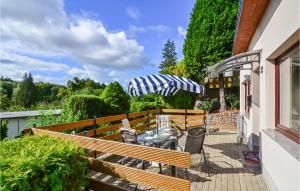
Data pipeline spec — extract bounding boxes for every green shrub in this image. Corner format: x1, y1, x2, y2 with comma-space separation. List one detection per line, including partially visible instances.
225, 93, 240, 109
130, 94, 163, 112
162, 91, 195, 109
101, 82, 129, 115
0, 135, 87, 191
0, 120, 8, 140
66, 95, 104, 119
130, 102, 159, 112
27, 108, 81, 128
198, 98, 218, 112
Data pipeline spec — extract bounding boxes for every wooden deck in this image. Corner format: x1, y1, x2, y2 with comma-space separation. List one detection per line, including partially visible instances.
89, 129, 269, 191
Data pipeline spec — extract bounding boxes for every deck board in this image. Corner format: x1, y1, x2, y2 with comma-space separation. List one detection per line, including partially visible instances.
89, 129, 268, 191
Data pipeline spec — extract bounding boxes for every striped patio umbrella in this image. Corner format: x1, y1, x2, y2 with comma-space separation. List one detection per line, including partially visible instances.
128, 74, 205, 97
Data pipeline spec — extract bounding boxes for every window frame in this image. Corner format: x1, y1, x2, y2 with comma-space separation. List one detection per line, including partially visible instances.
275, 42, 300, 144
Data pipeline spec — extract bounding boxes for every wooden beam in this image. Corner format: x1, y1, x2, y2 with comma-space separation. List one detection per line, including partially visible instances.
129, 117, 148, 126
128, 111, 147, 118
148, 108, 161, 114
31, 128, 191, 168
77, 124, 121, 137
96, 114, 126, 124
102, 133, 121, 140
37, 119, 94, 132
162, 109, 186, 113
186, 115, 205, 120
186, 109, 205, 114
88, 158, 190, 191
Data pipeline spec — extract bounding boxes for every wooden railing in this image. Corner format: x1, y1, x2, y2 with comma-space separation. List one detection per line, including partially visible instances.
26, 109, 206, 191
30, 128, 191, 191
31, 108, 206, 140
162, 109, 206, 130
34, 109, 160, 141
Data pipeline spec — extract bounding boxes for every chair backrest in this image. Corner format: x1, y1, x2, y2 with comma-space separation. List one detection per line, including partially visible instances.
184, 128, 206, 154
121, 130, 138, 144
121, 118, 131, 129
157, 115, 171, 131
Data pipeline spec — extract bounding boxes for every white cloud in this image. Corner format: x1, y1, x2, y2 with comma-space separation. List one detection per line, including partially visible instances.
127, 24, 169, 37
147, 25, 169, 32
0, 0, 151, 84
0, 52, 69, 72
177, 25, 187, 38
126, 7, 141, 20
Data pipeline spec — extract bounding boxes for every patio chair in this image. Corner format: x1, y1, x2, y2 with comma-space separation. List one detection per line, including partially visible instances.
121, 118, 131, 130
178, 127, 209, 177
156, 115, 171, 132
120, 118, 139, 164
120, 129, 138, 145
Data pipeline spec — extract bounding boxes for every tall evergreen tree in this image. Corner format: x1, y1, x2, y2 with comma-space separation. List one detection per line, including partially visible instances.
15, 73, 37, 107
159, 39, 177, 71
183, 0, 238, 82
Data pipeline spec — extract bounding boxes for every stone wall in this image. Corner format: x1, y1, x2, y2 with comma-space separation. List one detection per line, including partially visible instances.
208, 110, 239, 129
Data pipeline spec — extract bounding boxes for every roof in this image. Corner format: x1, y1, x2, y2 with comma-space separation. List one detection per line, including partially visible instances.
0, 109, 62, 119
208, 49, 261, 78
233, 0, 270, 55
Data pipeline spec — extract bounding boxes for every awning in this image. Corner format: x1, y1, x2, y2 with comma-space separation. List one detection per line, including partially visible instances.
208, 50, 261, 78
128, 74, 205, 97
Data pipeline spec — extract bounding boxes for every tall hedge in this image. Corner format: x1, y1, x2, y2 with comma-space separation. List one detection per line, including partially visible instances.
162, 91, 195, 109
130, 94, 164, 112
101, 82, 130, 115
66, 95, 104, 119
0, 135, 87, 191
183, 0, 238, 82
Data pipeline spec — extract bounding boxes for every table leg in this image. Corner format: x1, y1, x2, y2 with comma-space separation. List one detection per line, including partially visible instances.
154, 143, 163, 174
170, 139, 176, 177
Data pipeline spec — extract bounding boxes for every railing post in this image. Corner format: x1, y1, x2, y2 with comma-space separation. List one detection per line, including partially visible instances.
147, 110, 150, 130
25, 124, 36, 135
93, 116, 97, 158
83, 131, 88, 155
184, 109, 187, 131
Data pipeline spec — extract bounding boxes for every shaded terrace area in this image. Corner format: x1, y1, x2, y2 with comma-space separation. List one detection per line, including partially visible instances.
89, 129, 268, 191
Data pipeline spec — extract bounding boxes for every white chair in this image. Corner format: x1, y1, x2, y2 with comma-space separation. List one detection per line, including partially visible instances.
156, 115, 171, 132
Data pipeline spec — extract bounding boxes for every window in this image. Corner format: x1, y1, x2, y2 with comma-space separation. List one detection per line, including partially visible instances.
275, 44, 300, 143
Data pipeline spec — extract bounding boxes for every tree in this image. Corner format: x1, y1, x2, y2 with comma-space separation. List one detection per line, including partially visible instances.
15, 73, 37, 107
159, 39, 177, 71
0, 81, 14, 99
0, 95, 11, 111
184, 0, 238, 111
183, 0, 238, 82
67, 77, 105, 92
101, 82, 129, 115
160, 60, 190, 78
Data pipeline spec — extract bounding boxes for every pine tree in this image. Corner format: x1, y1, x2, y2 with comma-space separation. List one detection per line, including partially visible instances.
159, 39, 177, 70
183, 0, 238, 82
15, 73, 37, 107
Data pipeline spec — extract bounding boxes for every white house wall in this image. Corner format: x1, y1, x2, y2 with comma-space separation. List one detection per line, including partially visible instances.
261, 131, 300, 191
6, 118, 28, 138
243, 0, 300, 190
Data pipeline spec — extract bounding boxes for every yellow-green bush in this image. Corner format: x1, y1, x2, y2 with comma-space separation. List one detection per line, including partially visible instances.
0, 136, 87, 191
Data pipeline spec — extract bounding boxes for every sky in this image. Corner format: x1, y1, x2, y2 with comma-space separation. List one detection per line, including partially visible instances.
0, 0, 195, 86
